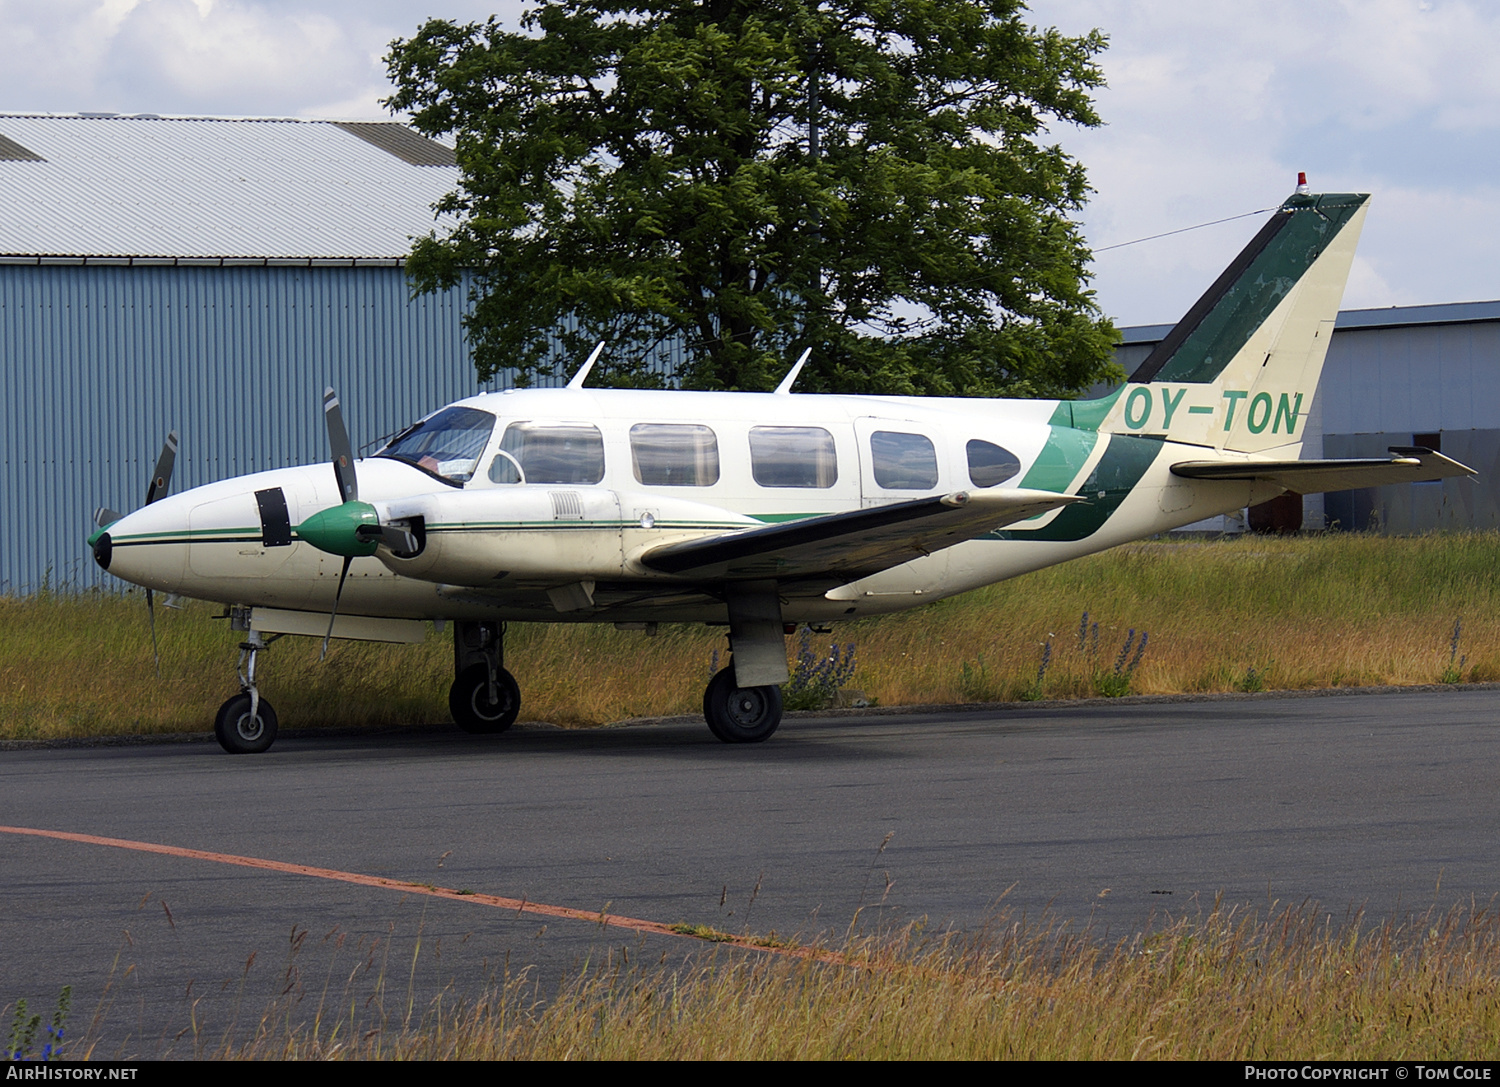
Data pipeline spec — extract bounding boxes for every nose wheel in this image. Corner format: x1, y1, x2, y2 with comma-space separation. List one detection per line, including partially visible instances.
215, 692, 279, 754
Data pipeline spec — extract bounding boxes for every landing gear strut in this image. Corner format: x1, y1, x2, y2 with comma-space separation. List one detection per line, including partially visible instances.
701, 581, 788, 743
451, 620, 520, 734
215, 616, 280, 754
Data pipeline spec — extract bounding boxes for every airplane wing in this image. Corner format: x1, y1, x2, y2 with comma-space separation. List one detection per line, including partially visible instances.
639, 489, 1080, 582
1170, 447, 1474, 493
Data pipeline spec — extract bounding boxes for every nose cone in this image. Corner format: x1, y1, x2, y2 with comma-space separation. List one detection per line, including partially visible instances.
91, 528, 113, 570
94, 494, 193, 592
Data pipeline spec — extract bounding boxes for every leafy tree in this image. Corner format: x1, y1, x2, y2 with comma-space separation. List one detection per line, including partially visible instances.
386, 1, 1120, 395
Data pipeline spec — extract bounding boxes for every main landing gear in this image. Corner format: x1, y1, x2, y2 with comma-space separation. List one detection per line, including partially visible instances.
215, 618, 281, 754
703, 665, 783, 743
700, 580, 788, 744
448, 613, 787, 744
451, 620, 520, 734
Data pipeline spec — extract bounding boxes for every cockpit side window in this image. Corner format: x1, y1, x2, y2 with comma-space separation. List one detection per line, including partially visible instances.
499, 422, 606, 485
630, 423, 720, 487
967, 439, 1022, 487
749, 426, 838, 488
377, 405, 496, 483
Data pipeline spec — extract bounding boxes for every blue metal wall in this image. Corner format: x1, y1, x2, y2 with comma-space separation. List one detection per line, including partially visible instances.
0, 263, 498, 591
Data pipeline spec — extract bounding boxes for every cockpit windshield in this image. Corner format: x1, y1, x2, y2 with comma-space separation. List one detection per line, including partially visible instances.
377, 405, 497, 483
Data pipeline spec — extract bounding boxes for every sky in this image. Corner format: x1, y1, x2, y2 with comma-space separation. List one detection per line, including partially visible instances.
2, 0, 1496, 327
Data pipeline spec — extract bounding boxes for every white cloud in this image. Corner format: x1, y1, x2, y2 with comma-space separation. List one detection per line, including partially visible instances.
0, 0, 526, 117
1027, 0, 1500, 323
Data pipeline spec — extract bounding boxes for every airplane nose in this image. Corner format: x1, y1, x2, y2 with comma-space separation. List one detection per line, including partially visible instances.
92, 531, 113, 571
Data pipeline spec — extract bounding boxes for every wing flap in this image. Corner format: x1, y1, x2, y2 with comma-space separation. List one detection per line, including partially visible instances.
1171, 447, 1474, 493
639, 489, 1080, 581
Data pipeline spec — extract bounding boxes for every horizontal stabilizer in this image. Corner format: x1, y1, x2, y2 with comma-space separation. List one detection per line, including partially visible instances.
1170, 447, 1474, 494
640, 489, 1080, 582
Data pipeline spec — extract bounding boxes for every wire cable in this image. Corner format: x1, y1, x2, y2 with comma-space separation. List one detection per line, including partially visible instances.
1093, 205, 1279, 253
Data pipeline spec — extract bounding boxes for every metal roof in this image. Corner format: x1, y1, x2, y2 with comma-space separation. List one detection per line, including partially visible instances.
0, 113, 458, 260
1118, 299, 1500, 346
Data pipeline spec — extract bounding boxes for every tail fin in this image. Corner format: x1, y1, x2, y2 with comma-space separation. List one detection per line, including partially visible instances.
1087, 190, 1370, 453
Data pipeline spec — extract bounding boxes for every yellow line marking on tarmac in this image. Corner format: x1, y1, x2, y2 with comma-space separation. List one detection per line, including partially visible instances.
0, 824, 847, 963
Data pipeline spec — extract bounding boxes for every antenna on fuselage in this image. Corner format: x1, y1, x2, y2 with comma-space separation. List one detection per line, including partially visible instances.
566, 342, 606, 390
773, 348, 813, 395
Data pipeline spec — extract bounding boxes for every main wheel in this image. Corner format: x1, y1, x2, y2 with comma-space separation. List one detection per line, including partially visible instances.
703, 666, 783, 744
214, 693, 279, 754
450, 664, 521, 734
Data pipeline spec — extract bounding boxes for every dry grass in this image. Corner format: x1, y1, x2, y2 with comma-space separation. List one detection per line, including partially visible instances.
4, 532, 1499, 741
93, 899, 1500, 1060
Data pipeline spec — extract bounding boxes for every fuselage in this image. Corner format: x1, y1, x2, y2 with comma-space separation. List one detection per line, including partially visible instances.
94, 386, 1265, 625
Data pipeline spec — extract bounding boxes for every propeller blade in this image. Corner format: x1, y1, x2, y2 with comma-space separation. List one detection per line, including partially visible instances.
324, 388, 358, 504
94, 507, 123, 528
145, 432, 179, 506
146, 588, 161, 680
320, 554, 354, 661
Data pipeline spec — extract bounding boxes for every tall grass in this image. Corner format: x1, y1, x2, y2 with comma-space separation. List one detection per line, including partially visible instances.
6, 533, 1500, 741
93, 899, 1500, 1059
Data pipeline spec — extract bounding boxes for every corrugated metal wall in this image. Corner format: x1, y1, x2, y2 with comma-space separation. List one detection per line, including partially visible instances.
1323, 431, 1500, 532
2, 264, 549, 592
1319, 322, 1500, 435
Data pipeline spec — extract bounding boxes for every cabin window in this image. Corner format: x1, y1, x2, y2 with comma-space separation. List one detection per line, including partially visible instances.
378, 405, 496, 483
967, 439, 1022, 488
749, 426, 838, 488
498, 422, 606, 485
630, 423, 720, 487
870, 431, 939, 490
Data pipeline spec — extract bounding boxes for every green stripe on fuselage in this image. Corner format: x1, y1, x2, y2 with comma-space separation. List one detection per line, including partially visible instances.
995, 434, 1165, 542
1048, 386, 1124, 432
1017, 426, 1098, 493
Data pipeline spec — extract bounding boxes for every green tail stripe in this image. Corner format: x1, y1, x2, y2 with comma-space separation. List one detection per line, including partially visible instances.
1133, 193, 1368, 385
1018, 425, 1098, 493
995, 435, 1165, 542
1048, 386, 1124, 432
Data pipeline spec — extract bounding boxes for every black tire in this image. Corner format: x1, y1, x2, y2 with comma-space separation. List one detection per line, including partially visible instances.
214, 693, 279, 754
703, 665, 783, 744
450, 664, 521, 734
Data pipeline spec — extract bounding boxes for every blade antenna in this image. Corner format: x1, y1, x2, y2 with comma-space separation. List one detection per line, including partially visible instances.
774, 349, 813, 395
566, 342, 606, 390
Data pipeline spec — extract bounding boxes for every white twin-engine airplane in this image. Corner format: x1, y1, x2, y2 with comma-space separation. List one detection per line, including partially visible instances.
89, 188, 1472, 753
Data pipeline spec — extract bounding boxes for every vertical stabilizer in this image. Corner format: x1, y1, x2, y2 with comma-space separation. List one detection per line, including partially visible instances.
1094, 191, 1369, 454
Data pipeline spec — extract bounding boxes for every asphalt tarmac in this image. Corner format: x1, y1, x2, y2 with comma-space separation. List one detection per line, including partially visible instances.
3, 686, 1498, 1055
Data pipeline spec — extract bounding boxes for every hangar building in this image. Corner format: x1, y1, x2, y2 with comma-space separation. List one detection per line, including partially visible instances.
0, 112, 495, 592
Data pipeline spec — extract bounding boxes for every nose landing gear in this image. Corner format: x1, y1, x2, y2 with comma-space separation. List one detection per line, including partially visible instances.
214, 619, 281, 754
